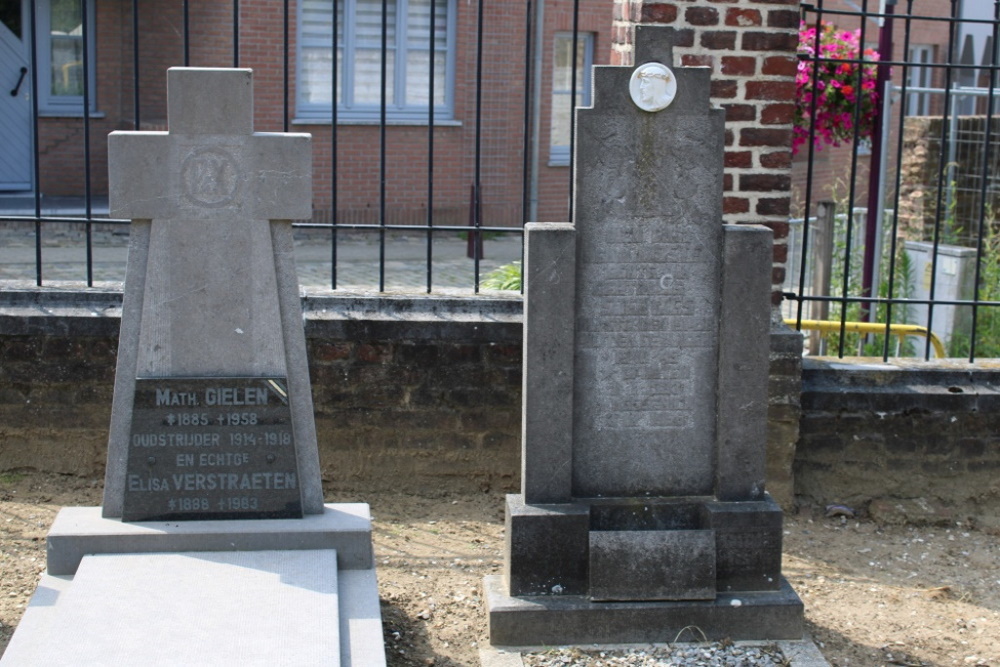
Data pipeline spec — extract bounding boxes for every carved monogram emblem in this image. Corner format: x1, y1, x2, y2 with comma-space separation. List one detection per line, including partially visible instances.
181, 147, 240, 207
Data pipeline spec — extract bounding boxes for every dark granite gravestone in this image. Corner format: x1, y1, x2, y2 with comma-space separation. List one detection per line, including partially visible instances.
485, 26, 804, 645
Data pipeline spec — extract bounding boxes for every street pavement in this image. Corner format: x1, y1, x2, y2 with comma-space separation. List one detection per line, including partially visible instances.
0, 221, 524, 294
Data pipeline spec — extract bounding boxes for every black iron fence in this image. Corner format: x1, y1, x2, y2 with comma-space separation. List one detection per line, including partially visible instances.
789, 0, 1000, 360
5, 1, 1000, 360
0, 0, 595, 293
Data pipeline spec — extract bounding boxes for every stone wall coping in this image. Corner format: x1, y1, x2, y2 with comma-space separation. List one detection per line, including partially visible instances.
804, 357, 1000, 385
0, 287, 524, 343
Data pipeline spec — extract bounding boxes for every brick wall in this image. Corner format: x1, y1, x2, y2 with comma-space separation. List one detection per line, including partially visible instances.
0, 292, 523, 495
4, 293, 998, 526
797, 359, 1000, 531
610, 0, 800, 305
534, 1, 615, 223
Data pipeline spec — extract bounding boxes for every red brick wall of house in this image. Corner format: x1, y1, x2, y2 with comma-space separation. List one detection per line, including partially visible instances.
36, 0, 615, 231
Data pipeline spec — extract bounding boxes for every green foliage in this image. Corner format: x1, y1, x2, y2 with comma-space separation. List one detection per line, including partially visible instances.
823, 249, 919, 357
821, 209, 921, 357
947, 220, 1000, 358
480, 261, 522, 291
0, 472, 26, 485
820, 198, 1000, 359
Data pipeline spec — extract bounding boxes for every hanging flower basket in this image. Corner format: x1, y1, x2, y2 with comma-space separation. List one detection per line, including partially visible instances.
794, 20, 882, 155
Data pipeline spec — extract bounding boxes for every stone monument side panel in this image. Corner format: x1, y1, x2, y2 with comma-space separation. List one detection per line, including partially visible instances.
107, 133, 171, 220
634, 25, 677, 68
247, 134, 314, 222
103, 221, 152, 517
522, 223, 576, 504
271, 220, 325, 514
571, 66, 725, 498
716, 224, 773, 501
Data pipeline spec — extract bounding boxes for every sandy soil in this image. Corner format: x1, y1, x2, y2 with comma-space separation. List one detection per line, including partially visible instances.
1, 472, 998, 666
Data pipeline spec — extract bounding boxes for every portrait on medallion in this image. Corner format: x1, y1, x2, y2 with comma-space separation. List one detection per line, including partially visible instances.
629, 62, 677, 112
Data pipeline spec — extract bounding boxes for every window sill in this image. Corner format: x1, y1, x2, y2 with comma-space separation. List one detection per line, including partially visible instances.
292, 117, 462, 127
37, 110, 106, 119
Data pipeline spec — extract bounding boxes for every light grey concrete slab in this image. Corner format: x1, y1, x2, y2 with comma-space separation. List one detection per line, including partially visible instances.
521, 223, 575, 504
716, 224, 773, 501
479, 646, 525, 667
1, 550, 341, 666
778, 637, 833, 667
46, 503, 373, 575
338, 568, 388, 667
0, 573, 73, 661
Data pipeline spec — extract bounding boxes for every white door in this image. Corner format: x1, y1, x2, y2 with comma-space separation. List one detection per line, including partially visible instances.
0, 0, 33, 192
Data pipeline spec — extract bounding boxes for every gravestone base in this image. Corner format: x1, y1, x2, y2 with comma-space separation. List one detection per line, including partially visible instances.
484, 575, 804, 646
1, 504, 386, 667
496, 494, 800, 644
505, 495, 786, 594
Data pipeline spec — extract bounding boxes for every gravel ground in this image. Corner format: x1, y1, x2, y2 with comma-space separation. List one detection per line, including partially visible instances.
521, 644, 789, 666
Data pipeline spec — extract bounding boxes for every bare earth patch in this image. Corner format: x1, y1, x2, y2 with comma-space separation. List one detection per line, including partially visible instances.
1, 472, 998, 666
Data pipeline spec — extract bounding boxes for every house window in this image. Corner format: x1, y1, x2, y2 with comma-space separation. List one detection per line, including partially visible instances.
549, 32, 593, 166
37, 0, 97, 114
297, 0, 454, 122
905, 45, 934, 116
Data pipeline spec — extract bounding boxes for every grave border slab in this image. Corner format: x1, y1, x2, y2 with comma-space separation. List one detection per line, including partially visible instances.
46, 503, 373, 575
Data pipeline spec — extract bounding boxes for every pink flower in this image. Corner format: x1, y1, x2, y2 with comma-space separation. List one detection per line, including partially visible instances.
794, 19, 885, 154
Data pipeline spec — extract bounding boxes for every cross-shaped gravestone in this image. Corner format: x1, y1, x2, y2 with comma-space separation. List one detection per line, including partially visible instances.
102, 68, 324, 520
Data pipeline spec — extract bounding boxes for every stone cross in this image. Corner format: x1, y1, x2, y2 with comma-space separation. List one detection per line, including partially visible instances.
102, 68, 324, 519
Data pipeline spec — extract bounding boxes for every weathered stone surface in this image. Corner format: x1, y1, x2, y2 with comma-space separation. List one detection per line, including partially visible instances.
103, 68, 322, 518
716, 224, 772, 501
571, 58, 724, 499
492, 25, 802, 643
703, 500, 783, 592
589, 530, 716, 601
485, 575, 804, 646
504, 494, 589, 596
522, 223, 575, 504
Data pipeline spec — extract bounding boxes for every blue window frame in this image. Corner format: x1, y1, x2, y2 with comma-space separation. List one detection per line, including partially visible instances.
37, 0, 97, 115
549, 31, 593, 165
297, 0, 455, 123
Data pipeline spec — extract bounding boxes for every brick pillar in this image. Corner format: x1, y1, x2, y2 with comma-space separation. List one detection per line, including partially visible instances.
611, 0, 800, 306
